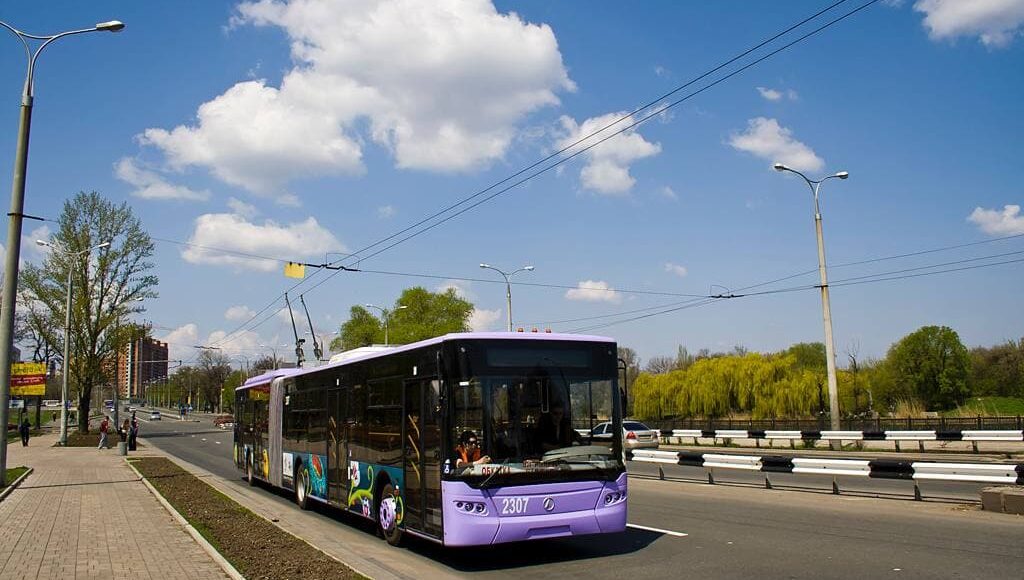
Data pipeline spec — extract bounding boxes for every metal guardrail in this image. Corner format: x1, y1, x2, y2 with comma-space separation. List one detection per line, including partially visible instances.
662, 428, 1024, 452
649, 416, 1024, 432
629, 449, 1024, 500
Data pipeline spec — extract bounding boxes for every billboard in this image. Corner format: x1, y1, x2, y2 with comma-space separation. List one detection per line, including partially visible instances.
11, 362, 46, 396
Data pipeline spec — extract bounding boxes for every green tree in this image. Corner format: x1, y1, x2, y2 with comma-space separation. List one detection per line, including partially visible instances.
969, 339, 1024, 398
196, 349, 232, 412
884, 325, 971, 410
221, 369, 247, 414
332, 286, 473, 349
19, 192, 157, 431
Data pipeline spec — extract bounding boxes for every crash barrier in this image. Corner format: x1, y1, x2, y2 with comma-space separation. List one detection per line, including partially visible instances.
662, 428, 1024, 452
629, 449, 1024, 500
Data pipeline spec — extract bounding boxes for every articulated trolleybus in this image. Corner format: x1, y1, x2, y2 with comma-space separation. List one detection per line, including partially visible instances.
234, 331, 626, 547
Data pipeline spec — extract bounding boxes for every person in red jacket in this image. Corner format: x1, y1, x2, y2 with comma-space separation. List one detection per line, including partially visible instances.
98, 416, 110, 450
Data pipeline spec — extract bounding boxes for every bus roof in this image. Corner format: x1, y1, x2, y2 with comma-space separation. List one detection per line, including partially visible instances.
236, 367, 303, 391
254, 331, 614, 387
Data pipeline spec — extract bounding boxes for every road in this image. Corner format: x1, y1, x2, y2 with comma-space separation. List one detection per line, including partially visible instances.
136, 413, 1024, 579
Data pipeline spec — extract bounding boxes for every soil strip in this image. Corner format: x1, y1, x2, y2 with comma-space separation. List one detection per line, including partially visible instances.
132, 456, 364, 580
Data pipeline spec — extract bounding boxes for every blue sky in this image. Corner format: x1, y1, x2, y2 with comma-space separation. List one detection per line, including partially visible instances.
2, 0, 1022, 369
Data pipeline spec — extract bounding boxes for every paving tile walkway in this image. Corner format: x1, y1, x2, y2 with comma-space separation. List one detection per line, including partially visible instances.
0, 431, 228, 580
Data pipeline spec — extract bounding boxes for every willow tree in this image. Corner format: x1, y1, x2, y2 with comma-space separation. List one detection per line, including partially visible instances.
19, 192, 157, 431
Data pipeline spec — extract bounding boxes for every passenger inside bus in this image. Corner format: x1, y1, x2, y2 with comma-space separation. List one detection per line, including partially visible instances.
537, 403, 581, 451
455, 430, 491, 469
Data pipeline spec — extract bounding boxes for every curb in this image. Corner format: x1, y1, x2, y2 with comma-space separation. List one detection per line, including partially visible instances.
125, 458, 246, 580
0, 467, 33, 502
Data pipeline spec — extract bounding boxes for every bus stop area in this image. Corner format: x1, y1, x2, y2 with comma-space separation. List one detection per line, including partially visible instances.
0, 430, 228, 579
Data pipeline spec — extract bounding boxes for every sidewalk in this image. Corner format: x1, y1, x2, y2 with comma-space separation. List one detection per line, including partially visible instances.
0, 432, 228, 580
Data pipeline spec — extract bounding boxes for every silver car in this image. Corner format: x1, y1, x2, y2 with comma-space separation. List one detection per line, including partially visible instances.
591, 420, 660, 450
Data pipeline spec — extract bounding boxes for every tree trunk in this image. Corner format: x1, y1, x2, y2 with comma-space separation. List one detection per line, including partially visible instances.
78, 383, 93, 433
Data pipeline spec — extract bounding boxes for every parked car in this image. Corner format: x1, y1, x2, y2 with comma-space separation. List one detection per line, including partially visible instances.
213, 414, 234, 429
591, 420, 660, 450
149, 411, 161, 421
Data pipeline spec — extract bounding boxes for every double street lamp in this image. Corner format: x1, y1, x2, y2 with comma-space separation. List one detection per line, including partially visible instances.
36, 239, 110, 446
479, 263, 534, 332
773, 163, 849, 432
0, 19, 125, 483
364, 304, 407, 346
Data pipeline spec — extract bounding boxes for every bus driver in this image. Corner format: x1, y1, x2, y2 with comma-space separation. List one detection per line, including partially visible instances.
455, 430, 491, 469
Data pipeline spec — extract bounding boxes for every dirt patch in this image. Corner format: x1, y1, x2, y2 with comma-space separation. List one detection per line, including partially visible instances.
132, 457, 363, 580
61, 431, 144, 448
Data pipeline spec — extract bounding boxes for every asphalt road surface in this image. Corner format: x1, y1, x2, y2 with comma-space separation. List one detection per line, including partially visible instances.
136, 414, 1024, 579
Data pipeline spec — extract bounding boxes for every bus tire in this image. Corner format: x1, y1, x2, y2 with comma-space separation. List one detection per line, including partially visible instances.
295, 463, 310, 510
377, 482, 402, 546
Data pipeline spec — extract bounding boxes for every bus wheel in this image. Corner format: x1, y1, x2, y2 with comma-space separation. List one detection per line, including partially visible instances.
377, 483, 402, 546
295, 464, 310, 510
246, 455, 255, 486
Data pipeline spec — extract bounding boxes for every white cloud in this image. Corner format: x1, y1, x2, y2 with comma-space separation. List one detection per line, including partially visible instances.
657, 185, 678, 200
377, 205, 396, 219
225, 305, 257, 321
914, 0, 1024, 47
756, 87, 798, 101
114, 158, 210, 201
142, 1, 574, 201
23, 225, 51, 260
654, 65, 670, 78
227, 197, 258, 219
158, 323, 200, 363
967, 204, 1024, 235
183, 213, 344, 271
729, 117, 823, 173
665, 262, 688, 277
204, 329, 265, 362
557, 111, 661, 195
565, 280, 622, 304
469, 308, 502, 331
436, 280, 477, 301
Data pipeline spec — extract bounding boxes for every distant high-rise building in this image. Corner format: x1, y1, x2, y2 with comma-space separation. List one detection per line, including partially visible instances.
116, 337, 169, 400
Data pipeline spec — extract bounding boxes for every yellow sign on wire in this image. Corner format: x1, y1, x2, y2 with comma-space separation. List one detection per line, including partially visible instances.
284, 262, 306, 279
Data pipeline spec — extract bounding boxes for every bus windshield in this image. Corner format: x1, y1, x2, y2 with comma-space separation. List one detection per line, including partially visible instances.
448, 363, 622, 485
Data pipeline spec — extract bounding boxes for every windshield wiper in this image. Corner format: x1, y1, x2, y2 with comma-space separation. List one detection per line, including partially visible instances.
478, 458, 511, 489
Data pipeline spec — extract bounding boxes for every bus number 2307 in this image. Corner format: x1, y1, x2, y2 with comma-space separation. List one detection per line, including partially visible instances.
501, 497, 530, 515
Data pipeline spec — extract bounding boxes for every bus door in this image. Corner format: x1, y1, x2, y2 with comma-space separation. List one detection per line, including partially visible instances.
327, 387, 349, 505
403, 378, 442, 538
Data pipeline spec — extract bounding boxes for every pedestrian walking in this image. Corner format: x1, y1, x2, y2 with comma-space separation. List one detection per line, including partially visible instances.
128, 412, 139, 451
120, 418, 130, 443
98, 416, 110, 450
18, 418, 30, 446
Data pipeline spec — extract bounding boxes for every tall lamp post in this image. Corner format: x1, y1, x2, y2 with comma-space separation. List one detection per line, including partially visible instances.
0, 19, 124, 483
36, 239, 110, 446
364, 304, 407, 346
773, 163, 848, 432
479, 263, 534, 332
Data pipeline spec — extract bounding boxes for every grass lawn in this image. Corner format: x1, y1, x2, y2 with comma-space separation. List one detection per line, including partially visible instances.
946, 397, 1024, 417
2, 467, 29, 491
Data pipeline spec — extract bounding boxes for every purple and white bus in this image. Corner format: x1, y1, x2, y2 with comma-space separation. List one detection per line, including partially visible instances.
234, 331, 626, 547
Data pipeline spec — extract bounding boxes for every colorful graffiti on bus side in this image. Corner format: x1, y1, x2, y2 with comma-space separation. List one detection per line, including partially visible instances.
347, 460, 404, 526
306, 453, 328, 498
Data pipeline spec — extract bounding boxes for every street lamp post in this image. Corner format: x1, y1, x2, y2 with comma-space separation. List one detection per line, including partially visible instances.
0, 17, 124, 486
36, 239, 110, 446
773, 163, 849, 432
479, 263, 534, 332
364, 304, 407, 346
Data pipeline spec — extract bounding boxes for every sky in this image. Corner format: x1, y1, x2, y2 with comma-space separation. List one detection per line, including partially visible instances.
1, 0, 1022, 371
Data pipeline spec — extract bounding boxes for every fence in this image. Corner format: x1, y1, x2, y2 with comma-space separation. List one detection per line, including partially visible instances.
648, 415, 1024, 432
629, 449, 1024, 501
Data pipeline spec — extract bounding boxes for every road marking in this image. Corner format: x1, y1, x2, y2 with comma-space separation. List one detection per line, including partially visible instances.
201, 438, 207, 442
215, 441, 222, 445
627, 523, 688, 537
